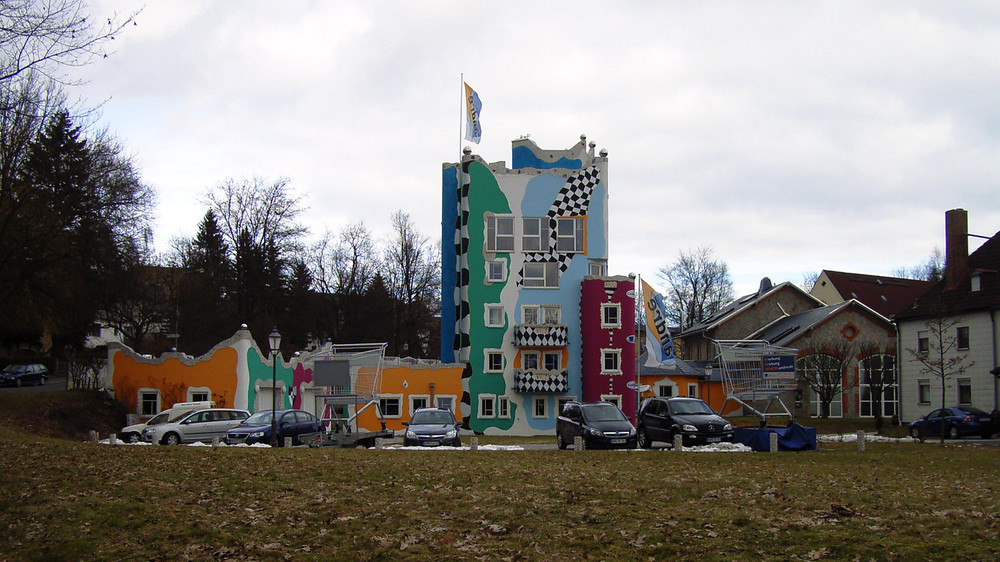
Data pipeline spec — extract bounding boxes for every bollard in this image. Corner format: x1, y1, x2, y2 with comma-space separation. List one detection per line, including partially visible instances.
284, 437, 293, 448
375, 437, 385, 450
211, 437, 220, 448
89, 430, 98, 442
109, 433, 116, 445
769, 432, 778, 453
673, 434, 684, 451
574, 436, 584, 450
857, 431, 866, 452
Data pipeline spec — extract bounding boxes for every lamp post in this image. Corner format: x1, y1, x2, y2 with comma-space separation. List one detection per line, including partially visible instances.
269, 326, 281, 447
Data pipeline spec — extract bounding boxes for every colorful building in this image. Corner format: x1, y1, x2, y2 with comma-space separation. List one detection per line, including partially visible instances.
442, 136, 633, 435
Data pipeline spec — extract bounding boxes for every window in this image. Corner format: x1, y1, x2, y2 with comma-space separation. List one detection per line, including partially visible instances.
808, 388, 843, 418
601, 303, 621, 329
435, 395, 455, 412
543, 351, 561, 371
485, 304, 505, 327
556, 217, 586, 252
958, 378, 972, 405
917, 331, 929, 354
543, 305, 561, 325
487, 260, 506, 282
859, 355, 898, 418
494, 396, 508, 419
379, 395, 402, 419
479, 394, 496, 418
186, 386, 211, 403
522, 218, 545, 252
485, 350, 504, 373
523, 304, 560, 324
486, 215, 514, 252
410, 395, 429, 414
957, 326, 970, 350
687, 383, 698, 398
522, 305, 540, 325
601, 349, 622, 374
588, 260, 607, 277
972, 273, 981, 292
138, 389, 161, 416
601, 394, 621, 409
918, 380, 931, 404
522, 262, 559, 288
657, 385, 674, 397
523, 351, 539, 370
533, 396, 548, 418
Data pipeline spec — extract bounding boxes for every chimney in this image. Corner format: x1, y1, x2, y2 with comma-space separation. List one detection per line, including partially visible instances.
945, 208, 968, 287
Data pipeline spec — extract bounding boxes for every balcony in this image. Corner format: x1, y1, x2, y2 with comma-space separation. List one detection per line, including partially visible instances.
514, 369, 570, 393
513, 324, 569, 347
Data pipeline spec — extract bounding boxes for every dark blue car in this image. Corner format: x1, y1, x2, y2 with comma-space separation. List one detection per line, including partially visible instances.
403, 407, 461, 447
225, 409, 323, 446
908, 406, 997, 441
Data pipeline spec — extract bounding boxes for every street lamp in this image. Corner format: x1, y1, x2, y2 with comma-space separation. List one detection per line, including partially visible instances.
269, 326, 281, 447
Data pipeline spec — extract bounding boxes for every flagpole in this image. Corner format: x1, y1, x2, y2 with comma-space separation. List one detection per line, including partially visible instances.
459, 73, 464, 160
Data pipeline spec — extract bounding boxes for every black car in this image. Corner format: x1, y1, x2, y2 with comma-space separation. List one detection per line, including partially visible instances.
225, 409, 324, 446
556, 402, 637, 450
0, 364, 48, 387
403, 407, 462, 447
636, 397, 733, 448
908, 406, 997, 440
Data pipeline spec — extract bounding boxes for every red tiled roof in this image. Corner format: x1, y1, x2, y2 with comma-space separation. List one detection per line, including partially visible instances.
820, 270, 933, 319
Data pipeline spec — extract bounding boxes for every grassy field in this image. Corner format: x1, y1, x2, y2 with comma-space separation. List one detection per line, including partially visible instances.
2, 425, 999, 561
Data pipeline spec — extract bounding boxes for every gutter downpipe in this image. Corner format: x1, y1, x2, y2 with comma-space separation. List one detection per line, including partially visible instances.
992, 309, 998, 413
895, 320, 903, 424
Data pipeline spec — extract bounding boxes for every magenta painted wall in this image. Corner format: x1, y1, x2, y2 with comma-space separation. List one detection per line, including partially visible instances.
581, 277, 638, 420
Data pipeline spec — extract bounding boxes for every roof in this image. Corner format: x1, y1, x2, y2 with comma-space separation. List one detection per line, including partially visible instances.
638, 352, 722, 382
747, 299, 890, 347
817, 270, 933, 318
679, 280, 825, 337
895, 230, 1000, 321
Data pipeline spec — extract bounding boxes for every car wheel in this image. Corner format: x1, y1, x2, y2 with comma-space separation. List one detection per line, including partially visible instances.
123, 432, 140, 443
163, 433, 181, 446
556, 432, 568, 450
947, 425, 960, 440
15, 378, 22, 387
909, 426, 922, 441
638, 428, 652, 449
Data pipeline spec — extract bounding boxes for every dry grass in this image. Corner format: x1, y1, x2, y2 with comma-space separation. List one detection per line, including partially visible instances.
1, 425, 998, 561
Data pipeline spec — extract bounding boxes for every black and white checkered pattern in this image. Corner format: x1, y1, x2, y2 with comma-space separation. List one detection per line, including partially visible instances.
547, 166, 601, 219
513, 325, 569, 347
514, 370, 570, 393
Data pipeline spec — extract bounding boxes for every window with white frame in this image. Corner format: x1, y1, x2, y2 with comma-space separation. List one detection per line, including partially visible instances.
498, 396, 510, 419
588, 260, 607, 277
186, 387, 211, 403
601, 303, 621, 329
522, 261, 559, 288
479, 394, 496, 418
533, 396, 548, 418
487, 260, 506, 282
485, 350, 504, 373
485, 304, 505, 327
523, 351, 540, 370
601, 394, 622, 409
556, 217, 586, 252
957, 326, 970, 350
918, 379, 931, 404
958, 378, 972, 404
486, 215, 514, 252
522, 305, 540, 325
522, 217, 546, 252
859, 354, 898, 418
808, 387, 842, 418
543, 351, 561, 371
917, 330, 929, 354
687, 383, 698, 398
379, 395, 402, 419
409, 395, 429, 415
657, 384, 674, 397
601, 349, 622, 374
543, 305, 561, 325
435, 395, 455, 412
138, 389, 161, 416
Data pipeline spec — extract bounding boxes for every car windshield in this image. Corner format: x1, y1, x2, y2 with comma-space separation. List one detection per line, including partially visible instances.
671, 400, 715, 415
147, 413, 169, 426
245, 412, 274, 424
410, 411, 455, 425
582, 404, 627, 422
2, 365, 26, 374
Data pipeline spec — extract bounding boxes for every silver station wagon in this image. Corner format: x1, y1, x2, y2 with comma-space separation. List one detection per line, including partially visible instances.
142, 408, 250, 445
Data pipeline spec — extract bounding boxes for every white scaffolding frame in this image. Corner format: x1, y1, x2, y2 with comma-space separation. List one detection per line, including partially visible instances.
715, 339, 798, 425
312, 343, 388, 431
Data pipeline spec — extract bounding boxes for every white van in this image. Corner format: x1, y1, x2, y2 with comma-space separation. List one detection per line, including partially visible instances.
119, 401, 215, 443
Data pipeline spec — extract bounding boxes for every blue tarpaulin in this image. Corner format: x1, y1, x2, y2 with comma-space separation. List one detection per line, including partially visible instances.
733, 423, 817, 452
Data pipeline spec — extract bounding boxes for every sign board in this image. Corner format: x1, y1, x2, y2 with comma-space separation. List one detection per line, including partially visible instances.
313, 359, 352, 387
761, 355, 796, 380
625, 381, 640, 390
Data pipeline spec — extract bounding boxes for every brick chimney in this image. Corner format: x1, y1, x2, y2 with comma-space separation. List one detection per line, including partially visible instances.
945, 208, 968, 287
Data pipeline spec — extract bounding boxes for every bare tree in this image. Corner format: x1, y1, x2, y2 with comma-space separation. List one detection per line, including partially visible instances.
906, 312, 975, 443
383, 211, 439, 357
204, 176, 306, 257
857, 342, 897, 433
892, 248, 944, 282
800, 271, 819, 293
311, 222, 376, 296
0, 0, 138, 86
797, 338, 859, 419
658, 246, 734, 330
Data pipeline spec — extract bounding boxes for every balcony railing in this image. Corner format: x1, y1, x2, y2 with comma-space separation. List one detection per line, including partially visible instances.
513, 324, 569, 347
514, 369, 569, 393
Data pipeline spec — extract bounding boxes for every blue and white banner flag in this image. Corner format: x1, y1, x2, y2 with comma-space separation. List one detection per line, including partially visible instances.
464, 82, 482, 144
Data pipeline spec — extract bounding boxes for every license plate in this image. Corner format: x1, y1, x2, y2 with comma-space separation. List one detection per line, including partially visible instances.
421, 441, 440, 447
611, 438, 626, 444
707, 437, 721, 443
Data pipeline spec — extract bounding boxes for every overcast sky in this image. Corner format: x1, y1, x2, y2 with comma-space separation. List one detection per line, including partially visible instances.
76, 1, 1000, 296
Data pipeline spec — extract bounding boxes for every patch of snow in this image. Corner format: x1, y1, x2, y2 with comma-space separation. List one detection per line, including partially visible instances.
381, 444, 525, 451
817, 434, 917, 443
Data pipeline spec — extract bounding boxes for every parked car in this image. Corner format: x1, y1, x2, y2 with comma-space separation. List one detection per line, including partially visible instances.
119, 401, 216, 443
556, 401, 637, 449
142, 408, 249, 445
636, 397, 733, 448
0, 364, 48, 387
908, 406, 997, 440
402, 407, 462, 447
225, 409, 324, 446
